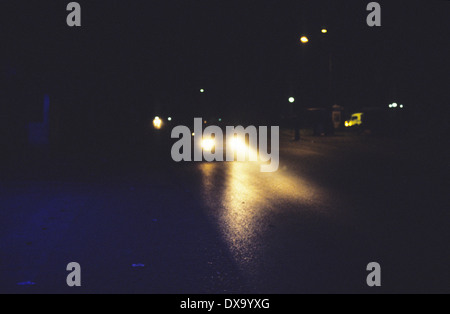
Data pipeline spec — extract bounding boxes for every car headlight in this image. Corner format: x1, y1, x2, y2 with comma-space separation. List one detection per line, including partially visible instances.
201, 138, 215, 151
229, 137, 248, 153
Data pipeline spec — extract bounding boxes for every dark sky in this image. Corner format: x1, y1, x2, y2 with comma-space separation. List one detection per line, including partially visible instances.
1, 0, 449, 122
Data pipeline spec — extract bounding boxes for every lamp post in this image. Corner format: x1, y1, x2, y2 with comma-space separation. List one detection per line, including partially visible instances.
294, 28, 335, 138
289, 97, 301, 141
322, 29, 334, 110
290, 35, 310, 141
300, 29, 334, 107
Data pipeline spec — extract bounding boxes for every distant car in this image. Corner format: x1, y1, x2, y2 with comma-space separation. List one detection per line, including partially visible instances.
345, 113, 364, 128
190, 119, 255, 161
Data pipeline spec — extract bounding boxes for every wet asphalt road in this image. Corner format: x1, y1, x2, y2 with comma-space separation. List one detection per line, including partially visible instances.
0, 131, 448, 293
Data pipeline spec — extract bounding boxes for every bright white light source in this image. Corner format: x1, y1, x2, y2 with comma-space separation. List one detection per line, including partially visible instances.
229, 137, 247, 153
168, 117, 172, 121
392, 103, 398, 108
289, 97, 295, 103
400, 104, 404, 108
227, 136, 258, 161
200, 89, 205, 93
153, 116, 162, 129
202, 138, 215, 151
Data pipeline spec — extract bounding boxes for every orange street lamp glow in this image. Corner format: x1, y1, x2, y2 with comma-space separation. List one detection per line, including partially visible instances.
300, 36, 309, 44
153, 116, 162, 129
321, 28, 328, 34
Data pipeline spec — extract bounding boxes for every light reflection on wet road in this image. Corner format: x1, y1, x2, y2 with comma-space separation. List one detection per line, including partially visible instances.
1, 133, 448, 293
193, 133, 449, 293
199, 159, 331, 286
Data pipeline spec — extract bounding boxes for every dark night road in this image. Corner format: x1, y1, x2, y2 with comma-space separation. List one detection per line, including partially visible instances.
0, 131, 448, 294
1, 0, 449, 299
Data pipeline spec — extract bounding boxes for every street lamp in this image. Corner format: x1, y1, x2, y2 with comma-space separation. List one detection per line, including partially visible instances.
321, 28, 328, 34
300, 36, 309, 44
200, 88, 205, 93
289, 97, 295, 103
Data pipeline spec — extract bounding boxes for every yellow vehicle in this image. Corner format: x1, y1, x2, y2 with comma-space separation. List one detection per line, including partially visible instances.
345, 112, 364, 128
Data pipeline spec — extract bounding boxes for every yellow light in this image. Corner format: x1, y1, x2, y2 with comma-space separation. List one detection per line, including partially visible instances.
300, 36, 309, 44
202, 138, 215, 151
198, 158, 328, 271
200, 89, 205, 93
345, 121, 349, 127
227, 136, 258, 162
192, 132, 195, 136
321, 29, 328, 34
229, 137, 248, 153
153, 116, 162, 129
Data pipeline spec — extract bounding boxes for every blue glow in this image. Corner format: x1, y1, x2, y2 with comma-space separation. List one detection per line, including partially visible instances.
17, 281, 36, 286
132, 264, 145, 267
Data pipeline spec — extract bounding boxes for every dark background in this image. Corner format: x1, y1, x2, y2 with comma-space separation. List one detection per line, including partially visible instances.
0, 1, 449, 295
1, 0, 449, 153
